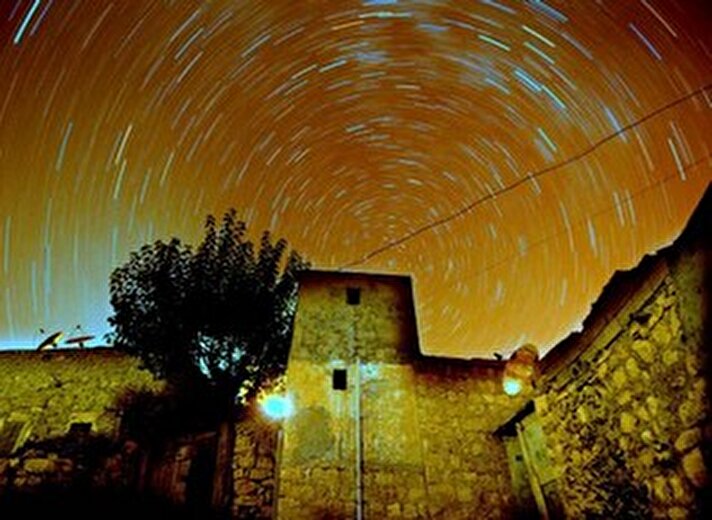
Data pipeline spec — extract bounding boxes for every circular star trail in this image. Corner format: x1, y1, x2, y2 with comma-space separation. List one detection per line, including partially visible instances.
1, 0, 711, 356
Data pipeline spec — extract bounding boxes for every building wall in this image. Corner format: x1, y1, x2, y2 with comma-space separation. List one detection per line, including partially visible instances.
412, 361, 526, 519
275, 271, 524, 519
277, 273, 411, 520
535, 223, 710, 517
233, 415, 280, 519
0, 349, 162, 448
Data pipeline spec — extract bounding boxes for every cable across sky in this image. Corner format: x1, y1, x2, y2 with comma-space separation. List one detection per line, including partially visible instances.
341, 82, 712, 269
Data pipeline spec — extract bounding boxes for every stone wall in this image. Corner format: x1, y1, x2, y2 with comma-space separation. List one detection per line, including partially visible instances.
288, 271, 420, 365
142, 431, 218, 510
0, 432, 220, 519
276, 359, 523, 520
412, 360, 526, 520
0, 437, 141, 494
277, 356, 359, 519
536, 222, 710, 517
0, 348, 171, 508
233, 415, 279, 519
0, 348, 162, 448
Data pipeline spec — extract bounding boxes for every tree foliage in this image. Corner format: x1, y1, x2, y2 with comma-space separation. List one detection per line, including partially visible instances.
107, 209, 308, 405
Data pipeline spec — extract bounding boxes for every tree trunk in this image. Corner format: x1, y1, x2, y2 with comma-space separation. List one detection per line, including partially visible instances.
212, 392, 238, 518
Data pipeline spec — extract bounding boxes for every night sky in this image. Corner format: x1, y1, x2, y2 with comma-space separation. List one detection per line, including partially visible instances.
0, 0, 710, 357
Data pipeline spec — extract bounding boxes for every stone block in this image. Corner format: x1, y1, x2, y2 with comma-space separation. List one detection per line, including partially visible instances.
386, 503, 401, 517
652, 476, 670, 502
635, 405, 651, 422
685, 354, 702, 376
668, 310, 682, 337
595, 362, 609, 379
236, 478, 259, 497
632, 340, 655, 364
620, 412, 636, 433
663, 350, 680, 367
651, 323, 672, 346
250, 468, 272, 480
617, 390, 632, 406
667, 506, 688, 520
456, 485, 474, 502
402, 503, 418, 518
638, 448, 654, 468
674, 428, 701, 453
678, 398, 704, 428
682, 448, 707, 488
256, 456, 273, 469
625, 358, 641, 379
235, 435, 254, 452
668, 474, 693, 504
236, 451, 256, 469
646, 396, 660, 416
407, 485, 425, 502
23, 458, 56, 473
612, 368, 628, 389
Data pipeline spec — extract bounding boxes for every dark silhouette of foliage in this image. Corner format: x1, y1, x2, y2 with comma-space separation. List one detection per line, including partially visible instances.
107, 209, 308, 407
1, 487, 222, 520
116, 386, 224, 446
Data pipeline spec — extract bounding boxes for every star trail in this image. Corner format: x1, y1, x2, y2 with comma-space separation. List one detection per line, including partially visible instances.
0, 0, 710, 357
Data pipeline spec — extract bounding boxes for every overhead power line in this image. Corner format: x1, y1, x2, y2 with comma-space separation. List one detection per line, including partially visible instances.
462, 153, 712, 282
340, 82, 712, 269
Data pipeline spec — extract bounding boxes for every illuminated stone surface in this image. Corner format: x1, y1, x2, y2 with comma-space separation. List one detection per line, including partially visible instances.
0, 349, 162, 440
269, 271, 525, 520
535, 187, 711, 518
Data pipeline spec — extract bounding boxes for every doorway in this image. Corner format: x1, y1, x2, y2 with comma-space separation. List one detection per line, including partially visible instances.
497, 402, 563, 519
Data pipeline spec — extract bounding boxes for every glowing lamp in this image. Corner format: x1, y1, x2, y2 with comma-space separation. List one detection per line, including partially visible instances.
259, 393, 294, 420
503, 377, 523, 396
502, 344, 539, 396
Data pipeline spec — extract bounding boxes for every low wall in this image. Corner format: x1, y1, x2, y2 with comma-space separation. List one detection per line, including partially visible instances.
0, 348, 162, 447
233, 415, 279, 519
0, 348, 223, 515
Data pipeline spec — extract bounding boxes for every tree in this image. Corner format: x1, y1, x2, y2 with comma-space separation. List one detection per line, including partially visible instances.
107, 209, 308, 408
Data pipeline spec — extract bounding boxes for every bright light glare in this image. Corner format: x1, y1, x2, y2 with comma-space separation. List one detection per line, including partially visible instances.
260, 394, 294, 420
503, 377, 523, 396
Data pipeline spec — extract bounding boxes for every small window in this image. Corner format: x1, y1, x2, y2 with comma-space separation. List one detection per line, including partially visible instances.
333, 369, 347, 390
346, 287, 361, 305
68, 422, 92, 435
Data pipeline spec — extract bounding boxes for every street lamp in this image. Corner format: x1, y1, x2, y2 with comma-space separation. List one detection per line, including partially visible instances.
259, 392, 294, 421
503, 344, 539, 396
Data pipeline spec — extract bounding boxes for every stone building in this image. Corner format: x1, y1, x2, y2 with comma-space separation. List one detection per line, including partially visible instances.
235, 186, 711, 519
2, 183, 711, 518
270, 271, 526, 520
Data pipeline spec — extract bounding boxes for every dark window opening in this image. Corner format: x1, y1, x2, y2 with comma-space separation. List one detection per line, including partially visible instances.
333, 369, 347, 390
346, 287, 361, 305
68, 422, 92, 435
